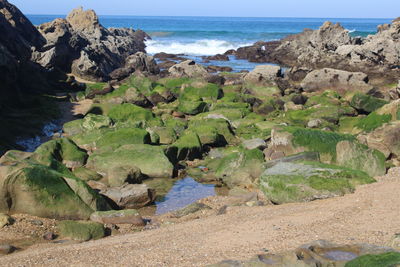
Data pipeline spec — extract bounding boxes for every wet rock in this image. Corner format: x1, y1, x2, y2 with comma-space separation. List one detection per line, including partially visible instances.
101, 183, 156, 209
233, 40, 281, 63
206, 65, 233, 73
90, 209, 145, 226
203, 54, 229, 61
173, 202, 212, 218
168, 60, 209, 78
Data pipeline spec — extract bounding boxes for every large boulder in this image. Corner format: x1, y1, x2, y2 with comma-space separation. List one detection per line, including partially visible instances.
243, 65, 282, 86
33, 7, 148, 81
87, 144, 174, 178
109, 52, 160, 80
260, 161, 375, 204
364, 121, 400, 160
168, 60, 209, 78
58, 220, 105, 241
100, 183, 155, 209
0, 151, 109, 219
336, 141, 386, 177
301, 68, 373, 93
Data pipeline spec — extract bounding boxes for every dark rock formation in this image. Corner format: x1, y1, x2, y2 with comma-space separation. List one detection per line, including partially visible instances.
33, 7, 149, 81
233, 41, 281, 63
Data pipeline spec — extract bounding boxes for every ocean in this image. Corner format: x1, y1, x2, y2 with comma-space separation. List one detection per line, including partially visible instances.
28, 15, 392, 71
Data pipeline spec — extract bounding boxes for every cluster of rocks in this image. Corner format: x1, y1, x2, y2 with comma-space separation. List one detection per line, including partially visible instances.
210, 240, 400, 266
227, 19, 400, 82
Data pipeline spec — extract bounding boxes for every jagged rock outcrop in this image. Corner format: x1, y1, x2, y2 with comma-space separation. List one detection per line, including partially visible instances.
109, 52, 160, 81
0, 0, 47, 108
168, 60, 209, 78
33, 7, 149, 81
231, 19, 400, 81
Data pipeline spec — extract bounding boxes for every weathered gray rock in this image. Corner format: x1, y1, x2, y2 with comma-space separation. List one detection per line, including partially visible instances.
173, 202, 212, 218
242, 138, 266, 150
243, 65, 282, 86
364, 121, 400, 160
90, 209, 145, 226
109, 52, 160, 80
33, 7, 148, 81
100, 184, 156, 209
168, 60, 209, 78
301, 68, 373, 93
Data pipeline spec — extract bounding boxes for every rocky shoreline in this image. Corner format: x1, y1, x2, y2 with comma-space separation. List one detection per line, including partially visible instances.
1, 0, 400, 265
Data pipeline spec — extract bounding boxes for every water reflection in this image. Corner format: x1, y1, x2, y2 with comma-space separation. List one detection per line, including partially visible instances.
155, 177, 215, 215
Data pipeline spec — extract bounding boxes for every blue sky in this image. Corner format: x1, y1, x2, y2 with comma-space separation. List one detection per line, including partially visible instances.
10, 0, 400, 18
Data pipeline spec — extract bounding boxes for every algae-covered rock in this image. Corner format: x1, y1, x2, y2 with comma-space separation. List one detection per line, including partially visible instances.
72, 167, 102, 182
90, 209, 144, 226
107, 165, 143, 187
177, 99, 208, 115
364, 121, 400, 159
345, 252, 400, 267
81, 114, 112, 131
213, 148, 265, 188
108, 103, 154, 124
188, 118, 235, 146
173, 202, 212, 218
169, 131, 202, 161
63, 119, 84, 136
376, 99, 400, 121
336, 141, 386, 177
35, 138, 88, 169
95, 128, 151, 150
147, 126, 177, 145
350, 93, 388, 114
354, 112, 392, 133
58, 220, 105, 241
180, 83, 222, 101
0, 159, 109, 219
260, 161, 375, 204
87, 144, 174, 178
270, 126, 355, 163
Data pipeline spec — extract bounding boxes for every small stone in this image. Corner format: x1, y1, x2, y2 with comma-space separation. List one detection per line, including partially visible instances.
172, 111, 184, 118
43, 232, 57, 241
90, 210, 145, 226
307, 119, 323, 128
173, 203, 212, 218
30, 219, 43, 226
0, 244, 15, 255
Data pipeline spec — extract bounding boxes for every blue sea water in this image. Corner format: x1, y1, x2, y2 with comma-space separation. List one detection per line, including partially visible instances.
27, 15, 392, 71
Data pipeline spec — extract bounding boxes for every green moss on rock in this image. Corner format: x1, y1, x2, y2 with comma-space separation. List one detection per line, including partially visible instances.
345, 252, 400, 267
355, 112, 392, 132
58, 220, 105, 241
350, 93, 388, 114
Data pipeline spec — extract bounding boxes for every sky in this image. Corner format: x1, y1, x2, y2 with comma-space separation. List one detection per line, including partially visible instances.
10, 0, 400, 18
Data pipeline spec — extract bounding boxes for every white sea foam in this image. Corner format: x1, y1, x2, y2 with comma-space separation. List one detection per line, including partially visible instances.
146, 39, 252, 56
346, 29, 356, 33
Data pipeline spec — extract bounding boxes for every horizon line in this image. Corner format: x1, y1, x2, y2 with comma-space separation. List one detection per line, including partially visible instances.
25, 13, 395, 20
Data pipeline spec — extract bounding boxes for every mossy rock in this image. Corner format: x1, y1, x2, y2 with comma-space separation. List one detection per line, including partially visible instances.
72, 167, 102, 182
163, 117, 188, 136
70, 128, 113, 151
210, 102, 250, 112
336, 141, 386, 177
147, 127, 177, 145
58, 220, 105, 241
338, 117, 364, 135
350, 93, 388, 114
63, 119, 84, 136
260, 161, 375, 204
87, 144, 174, 178
107, 165, 143, 187
81, 114, 112, 131
180, 83, 222, 101
193, 108, 249, 121
272, 126, 356, 163
96, 128, 151, 150
246, 85, 281, 100
203, 147, 265, 188
232, 113, 265, 129
108, 103, 154, 123
376, 99, 400, 121
169, 131, 202, 161
355, 112, 392, 132
0, 159, 109, 220
85, 83, 107, 98
345, 252, 400, 267
285, 105, 355, 126
177, 100, 208, 115
35, 138, 87, 169
188, 118, 235, 145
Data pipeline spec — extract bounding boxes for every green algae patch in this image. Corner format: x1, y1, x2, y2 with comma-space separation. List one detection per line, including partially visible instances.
170, 131, 202, 161
260, 161, 375, 204
283, 127, 355, 161
96, 128, 151, 149
108, 103, 154, 123
355, 112, 392, 132
58, 220, 105, 241
345, 252, 400, 267
350, 93, 388, 113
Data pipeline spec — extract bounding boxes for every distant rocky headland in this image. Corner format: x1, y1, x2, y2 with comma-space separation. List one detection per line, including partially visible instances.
1, 0, 400, 265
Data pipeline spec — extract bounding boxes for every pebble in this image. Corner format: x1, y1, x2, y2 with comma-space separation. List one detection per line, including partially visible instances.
0, 244, 15, 255
43, 232, 57, 241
